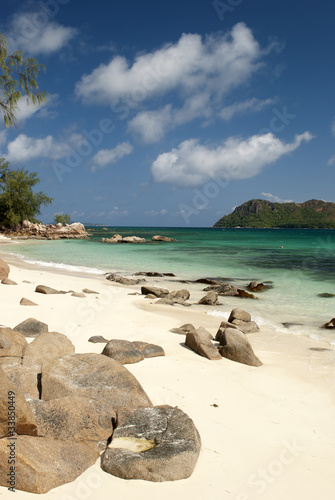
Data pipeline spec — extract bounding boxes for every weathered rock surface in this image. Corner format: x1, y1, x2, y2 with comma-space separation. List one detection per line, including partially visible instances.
151, 235, 176, 242
132, 341, 165, 358
218, 328, 262, 367
0, 327, 28, 357
22, 332, 75, 369
103, 235, 146, 244
185, 330, 222, 361
215, 321, 238, 343
41, 353, 152, 411
231, 319, 260, 333
1, 364, 40, 400
170, 323, 195, 335
198, 291, 219, 306
0, 367, 38, 437
29, 396, 116, 443
101, 405, 201, 482
20, 297, 38, 306
14, 318, 48, 338
106, 273, 145, 286
0, 258, 10, 281
237, 289, 257, 299
35, 285, 63, 295
141, 285, 169, 297
0, 436, 99, 493
1, 278, 17, 285
88, 335, 109, 343
247, 281, 264, 292
102, 339, 144, 364
167, 289, 190, 301
204, 283, 239, 296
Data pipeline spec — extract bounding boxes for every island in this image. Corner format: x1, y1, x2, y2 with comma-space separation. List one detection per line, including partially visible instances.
212, 199, 335, 228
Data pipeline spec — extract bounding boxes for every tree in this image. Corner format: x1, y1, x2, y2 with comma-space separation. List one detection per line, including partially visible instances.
54, 213, 71, 225
0, 33, 47, 127
0, 158, 52, 228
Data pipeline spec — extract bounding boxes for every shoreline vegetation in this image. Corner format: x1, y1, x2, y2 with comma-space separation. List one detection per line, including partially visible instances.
0, 249, 334, 497
213, 199, 335, 228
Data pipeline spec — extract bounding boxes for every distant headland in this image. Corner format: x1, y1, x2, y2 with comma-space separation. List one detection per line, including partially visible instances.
212, 199, 335, 228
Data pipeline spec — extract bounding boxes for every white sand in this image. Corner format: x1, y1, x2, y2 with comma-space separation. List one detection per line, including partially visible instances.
1, 257, 335, 500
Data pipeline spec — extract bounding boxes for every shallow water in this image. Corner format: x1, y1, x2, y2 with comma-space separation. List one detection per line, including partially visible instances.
3, 227, 335, 344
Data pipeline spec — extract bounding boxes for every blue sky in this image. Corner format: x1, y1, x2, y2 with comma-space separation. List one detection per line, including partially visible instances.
0, 0, 334, 226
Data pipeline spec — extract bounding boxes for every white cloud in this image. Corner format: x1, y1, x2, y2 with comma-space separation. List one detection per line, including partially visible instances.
76, 23, 262, 104
7, 13, 77, 55
91, 142, 133, 172
220, 97, 277, 121
145, 209, 168, 217
260, 193, 293, 203
327, 154, 335, 166
5, 134, 69, 163
151, 132, 314, 187
15, 94, 59, 122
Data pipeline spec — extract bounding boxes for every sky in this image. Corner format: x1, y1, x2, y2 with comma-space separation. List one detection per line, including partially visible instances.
0, 0, 334, 227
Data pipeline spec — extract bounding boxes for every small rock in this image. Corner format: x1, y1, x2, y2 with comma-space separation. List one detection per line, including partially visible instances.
82, 288, 99, 294
318, 293, 335, 298
35, 285, 62, 295
135, 271, 163, 277
20, 297, 38, 306
71, 291, 86, 298
145, 293, 157, 299
170, 324, 195, 334
323, 318, 335, 329
102, 339, 144, 364
1, 278, 17, 285
141, 286, 169, 297
198, 291, 219, 306
237, 289, 257, 299
247, 281, 264, 292
132, 341, 165, 358
88, 335, 109, 343
151, 235, 176, 242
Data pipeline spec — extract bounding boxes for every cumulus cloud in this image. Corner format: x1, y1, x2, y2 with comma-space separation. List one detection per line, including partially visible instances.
220, 97, 277, 121
151, 132, 314, 187
76, 23, 262, 104
91, 142, 133, 172
15, 94, 59, 122
6, 13, 77, 55
260, 193, 293, 203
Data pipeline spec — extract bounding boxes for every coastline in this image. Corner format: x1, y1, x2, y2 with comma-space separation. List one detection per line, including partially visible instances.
0, 252, 335, 499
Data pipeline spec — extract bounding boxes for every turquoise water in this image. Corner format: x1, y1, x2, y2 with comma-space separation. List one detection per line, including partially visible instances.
2, 227, 335, 344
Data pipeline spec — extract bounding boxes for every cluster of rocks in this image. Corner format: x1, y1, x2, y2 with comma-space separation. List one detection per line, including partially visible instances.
102, 235, 176, 244
141, 285, 191, 307
1, 221, 88, 240
171, 309, 262, 367
203, 283, 258, 300
0, 319, 201, 493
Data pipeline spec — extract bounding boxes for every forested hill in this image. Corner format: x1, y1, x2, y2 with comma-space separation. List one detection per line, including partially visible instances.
212, 199, 335, 228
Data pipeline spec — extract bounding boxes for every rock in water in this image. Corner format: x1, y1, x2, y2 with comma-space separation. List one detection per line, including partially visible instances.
218, 328, 262, 367
151, 235, 176, 242
0, 436, 100, 493
102, 339, 144, 364
101, 406, 201, 482
41, 353, 152, 411
197, 291, 219, 306
14, 318, 48, 338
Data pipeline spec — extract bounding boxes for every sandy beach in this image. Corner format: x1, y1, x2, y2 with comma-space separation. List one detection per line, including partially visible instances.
1, 250, 335, 500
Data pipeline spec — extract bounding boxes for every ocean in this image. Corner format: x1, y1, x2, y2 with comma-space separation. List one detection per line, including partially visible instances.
2, 227, 335, 345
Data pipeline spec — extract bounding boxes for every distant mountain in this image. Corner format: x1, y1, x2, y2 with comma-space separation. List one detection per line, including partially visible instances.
212, 199, 335, 228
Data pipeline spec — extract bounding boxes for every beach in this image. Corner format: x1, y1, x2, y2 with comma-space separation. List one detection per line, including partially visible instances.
0, 248, 335, 500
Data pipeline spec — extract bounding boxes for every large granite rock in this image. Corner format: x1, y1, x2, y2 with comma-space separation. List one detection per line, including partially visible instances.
228, 308, 251, 323
141, 285, 169, 298
0, 436, 99, 493
1, 363, 40, 399
102, 339, 144, 364
101, 406, 201, 482
29, 396, 116, 444
14, 318, 48, 338
0, 367, 38, 438
227, 308, 260, 333
185, 330, 222, 360
22, 332, 75, 369
218, 328, 262, 367
0, 327, 28, 357
3, 221, 88, 240
0, 258, 10, 281
41, 353, 152, 411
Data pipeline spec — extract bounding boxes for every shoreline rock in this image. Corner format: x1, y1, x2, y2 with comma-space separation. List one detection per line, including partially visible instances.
1, 221, 88, 240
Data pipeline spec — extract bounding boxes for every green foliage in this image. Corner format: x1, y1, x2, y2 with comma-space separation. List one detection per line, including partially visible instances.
0, 158, 52, 228
54, 213, 71, 225
213, 199, 335, 229
0, 33, 48, 127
